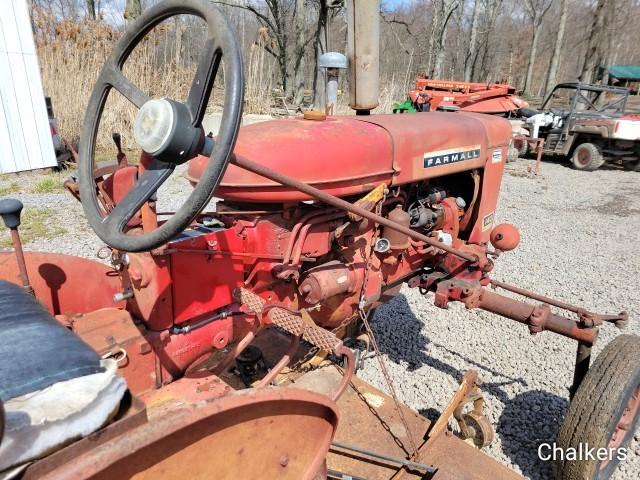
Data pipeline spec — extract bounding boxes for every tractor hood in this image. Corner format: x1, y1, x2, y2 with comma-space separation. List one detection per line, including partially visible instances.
186, 112, 512, 203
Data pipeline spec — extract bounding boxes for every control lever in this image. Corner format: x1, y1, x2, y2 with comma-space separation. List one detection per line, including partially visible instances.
112, 132, 128, 167
0, 198, 34, 295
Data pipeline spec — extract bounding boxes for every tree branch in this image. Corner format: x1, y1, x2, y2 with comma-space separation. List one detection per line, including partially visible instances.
213, 1, 277, 34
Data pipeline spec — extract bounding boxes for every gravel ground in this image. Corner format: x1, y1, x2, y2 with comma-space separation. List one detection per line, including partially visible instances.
1, 156, 639, 479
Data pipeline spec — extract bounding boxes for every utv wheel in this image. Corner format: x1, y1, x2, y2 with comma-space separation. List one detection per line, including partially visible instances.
506, 146, 519, 163
513, 137, 529, 157
571, 143, 605, 171
555, 334, 640, 480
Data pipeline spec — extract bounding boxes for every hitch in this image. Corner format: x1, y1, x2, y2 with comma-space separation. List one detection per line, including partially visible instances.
411, 272, 631, 396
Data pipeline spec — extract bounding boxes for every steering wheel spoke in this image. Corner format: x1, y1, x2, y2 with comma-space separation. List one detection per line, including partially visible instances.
105, 159, 174, 232
104, 67, 149, 109
186, 37, 222, 125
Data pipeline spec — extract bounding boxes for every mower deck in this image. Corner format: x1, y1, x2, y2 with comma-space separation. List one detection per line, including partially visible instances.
294, 367, 522, 480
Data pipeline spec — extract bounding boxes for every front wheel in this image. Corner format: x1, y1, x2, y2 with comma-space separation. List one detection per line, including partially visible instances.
571, 142, 605, 171
555, 334, 640, 479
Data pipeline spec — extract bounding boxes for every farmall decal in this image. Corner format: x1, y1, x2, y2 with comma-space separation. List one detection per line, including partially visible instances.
423, 145, 481, 168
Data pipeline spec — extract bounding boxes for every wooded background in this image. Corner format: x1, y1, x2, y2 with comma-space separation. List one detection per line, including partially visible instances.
30, 0, 640, 149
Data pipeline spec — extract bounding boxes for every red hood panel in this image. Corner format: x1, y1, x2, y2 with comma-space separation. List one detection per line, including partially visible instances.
190, 116, 394, 202
187, 113, 512, 203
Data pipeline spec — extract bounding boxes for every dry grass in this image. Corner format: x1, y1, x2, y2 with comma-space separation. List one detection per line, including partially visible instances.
34, 8, 274, 152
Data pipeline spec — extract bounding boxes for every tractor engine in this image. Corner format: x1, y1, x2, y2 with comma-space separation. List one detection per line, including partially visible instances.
94, 111, 511, 392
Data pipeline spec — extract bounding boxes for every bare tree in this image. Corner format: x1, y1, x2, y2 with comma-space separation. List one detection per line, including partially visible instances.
215, 1, 293, 97
311, 0, 329, 106
124, 0, 142, 24
580, 0, 614, 83
464, 0, 481, 82
86, 0, 96, 19
292, 0, 306, 104
523, 0, 553, 95
429, 0, 460, 78
474, 0, 502, 82
543, 0, 566, 96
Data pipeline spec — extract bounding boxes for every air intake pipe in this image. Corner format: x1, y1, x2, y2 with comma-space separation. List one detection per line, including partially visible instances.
346, 0, 380, 114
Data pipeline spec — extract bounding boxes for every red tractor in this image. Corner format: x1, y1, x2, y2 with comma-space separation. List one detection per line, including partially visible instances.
0, 1, 637, 479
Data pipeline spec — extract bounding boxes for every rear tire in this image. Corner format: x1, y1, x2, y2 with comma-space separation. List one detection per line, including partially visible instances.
571, 143, 605, 171
555, 334, 640, 480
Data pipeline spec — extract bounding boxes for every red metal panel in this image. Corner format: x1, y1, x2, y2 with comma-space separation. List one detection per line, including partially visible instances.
0, 251, 124, 315
187, 116, 394, 202
168, 229, 245, 323
357, 112, 511, 187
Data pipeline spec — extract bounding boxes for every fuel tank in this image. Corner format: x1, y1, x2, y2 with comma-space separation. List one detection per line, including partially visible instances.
186, 112, 512, 203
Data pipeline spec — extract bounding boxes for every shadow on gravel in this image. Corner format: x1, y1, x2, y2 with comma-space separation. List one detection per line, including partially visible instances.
370, 294, 527, 405
497, 389, 569, 480
530, 154, 629, 172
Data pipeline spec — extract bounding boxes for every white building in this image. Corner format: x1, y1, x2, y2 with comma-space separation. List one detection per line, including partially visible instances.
0, 0, 57, 174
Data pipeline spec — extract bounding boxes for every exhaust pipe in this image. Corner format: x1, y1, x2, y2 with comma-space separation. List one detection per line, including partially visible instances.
346, 0, 380, 115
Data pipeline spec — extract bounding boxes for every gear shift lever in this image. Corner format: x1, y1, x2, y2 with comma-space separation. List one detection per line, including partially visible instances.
0, 198, 33, 295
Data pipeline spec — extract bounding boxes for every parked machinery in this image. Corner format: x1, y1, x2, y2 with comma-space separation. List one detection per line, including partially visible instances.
393, 77, 529, 115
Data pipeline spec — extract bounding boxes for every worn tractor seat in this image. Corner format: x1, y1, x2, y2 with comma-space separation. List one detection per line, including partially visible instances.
0, 280, 127, 472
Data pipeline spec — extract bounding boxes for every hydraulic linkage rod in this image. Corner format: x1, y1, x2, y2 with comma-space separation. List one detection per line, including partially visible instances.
231, 156, 479, 264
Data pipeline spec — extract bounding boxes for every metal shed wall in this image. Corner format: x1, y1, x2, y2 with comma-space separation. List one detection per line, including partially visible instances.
0, 0, 56, 174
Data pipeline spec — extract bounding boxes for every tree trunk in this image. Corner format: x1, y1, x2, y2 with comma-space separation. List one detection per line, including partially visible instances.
430, 0, 458, 78
474, 0, 501, 81
544, 0, 566, 97
86, 0, 96, 20
580, 0, 611, 83
312, 1, 328, 107
293, 0, 306, 104
433, 24, 449, 78
464, 0, 480, 82
124, 0, 141, 24
523, 26, 540, 95
426, 2, 440, 76
174, 17, 182, 68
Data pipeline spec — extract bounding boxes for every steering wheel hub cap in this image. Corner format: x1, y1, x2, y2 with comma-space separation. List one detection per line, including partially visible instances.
134, 98, 175, 156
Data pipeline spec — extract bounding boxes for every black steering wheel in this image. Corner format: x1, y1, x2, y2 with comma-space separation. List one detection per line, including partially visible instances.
78, 0, 243, 252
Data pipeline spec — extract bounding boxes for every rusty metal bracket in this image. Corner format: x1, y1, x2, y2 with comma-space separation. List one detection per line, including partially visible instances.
453, 387, 494, 448
425, 370, 479, 445
490, 279, 629, 330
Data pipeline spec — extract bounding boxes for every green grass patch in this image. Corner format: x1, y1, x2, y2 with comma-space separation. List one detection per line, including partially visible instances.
32, 177, 65, 193
0, 182, 21, 197
0, 207, 67, 248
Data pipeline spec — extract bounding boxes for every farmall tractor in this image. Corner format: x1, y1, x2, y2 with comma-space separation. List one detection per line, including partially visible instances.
0, 1, 639, 479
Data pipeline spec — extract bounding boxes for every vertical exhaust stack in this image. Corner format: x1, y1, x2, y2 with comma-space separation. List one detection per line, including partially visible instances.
346, 0, 380, 115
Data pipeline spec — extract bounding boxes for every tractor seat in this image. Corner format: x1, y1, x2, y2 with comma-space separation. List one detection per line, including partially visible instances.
0, 280, 127, 472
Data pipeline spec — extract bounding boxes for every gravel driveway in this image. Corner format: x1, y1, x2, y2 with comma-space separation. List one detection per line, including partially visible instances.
1, 156, 638, 479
